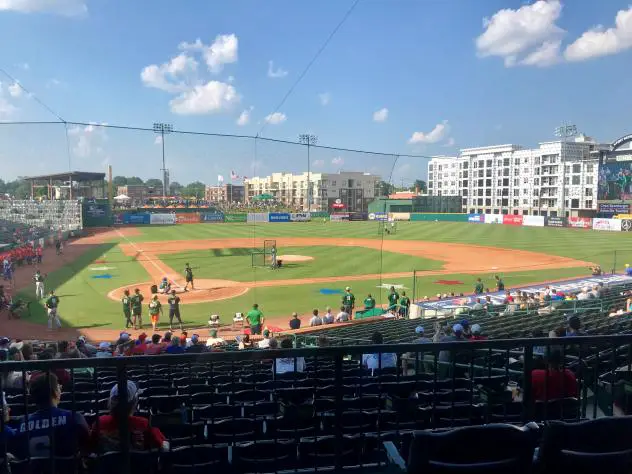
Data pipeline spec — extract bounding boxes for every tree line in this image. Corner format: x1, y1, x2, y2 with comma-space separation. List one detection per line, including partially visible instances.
113, 176, 205, 198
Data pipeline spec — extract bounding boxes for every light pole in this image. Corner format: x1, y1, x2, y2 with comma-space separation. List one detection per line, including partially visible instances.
554, 123, 577, 218
153, 122, 173, 198
298, 134, 318, 211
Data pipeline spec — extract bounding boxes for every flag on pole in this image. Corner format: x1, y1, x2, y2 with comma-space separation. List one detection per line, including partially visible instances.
218, 175, 224, 183
231, 170, 240, 180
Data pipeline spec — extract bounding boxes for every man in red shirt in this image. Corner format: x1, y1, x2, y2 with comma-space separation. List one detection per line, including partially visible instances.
130, 333, 148, 356
531, 351, 578, 401
144, 334, 165, 355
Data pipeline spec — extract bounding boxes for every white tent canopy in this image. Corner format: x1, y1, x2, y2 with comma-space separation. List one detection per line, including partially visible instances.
114, 194, 130, 201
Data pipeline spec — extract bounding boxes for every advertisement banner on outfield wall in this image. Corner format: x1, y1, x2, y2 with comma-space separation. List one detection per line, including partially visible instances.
390, 212, 411, 221
201, 212, 225, 223
545, 216, 567, 227
598, 203, 630, 214
176, 213, 201, 224
224, 213, 247, 223
290, 212, 311, 222
113, 213, 125, 225
310, 211, 329, 218
124, 213, 151, 225
269, 213, 291, 222
149, 213, 176, 225
593, 218, 622, 232
349, 212, 368, 221
368, 212, 388, 221
330, 213, 350, 221
522, 215, 545, 227
621, 219, 632, 232
484, 214, 503, 224
502, 215, 523, 226
247, 212, 269, 223
467, 214, 484, 223
568, 217, 592, 229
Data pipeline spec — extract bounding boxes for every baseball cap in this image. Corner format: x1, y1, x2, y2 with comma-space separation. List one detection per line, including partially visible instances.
471, 324, 481, 334
120, 333, 130, 342
191, 334, 199, 343
415, 326, 425, 334
263, 329, 270, 337
110, 381, 139, 403
345, 287, 351, 291
98, 342, 110, 350
452, 323, 464, 333
0, 337, 10, 345
460, 319, 469, 327
138, 333, 147, 341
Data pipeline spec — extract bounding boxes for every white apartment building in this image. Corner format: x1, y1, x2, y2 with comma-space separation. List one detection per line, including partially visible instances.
245, 171, 381, 212
427, 135, 605, 217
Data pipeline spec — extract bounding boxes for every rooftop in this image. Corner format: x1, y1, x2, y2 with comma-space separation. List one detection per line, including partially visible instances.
22, 171, 106, 182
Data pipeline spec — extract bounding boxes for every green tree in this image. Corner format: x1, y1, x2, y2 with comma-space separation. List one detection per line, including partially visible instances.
182, 181, 206, 198
169, 181, 183, 195
112, 176, 127, 188
413, 179, 427, 193
377, 180, 394, 197
126, 176, 144, 185
145, 178, 163, 188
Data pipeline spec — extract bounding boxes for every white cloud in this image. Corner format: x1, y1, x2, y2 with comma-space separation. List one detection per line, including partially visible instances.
67, 122, 108, 158
476, 0, 564, 67
267, 60, 288, 78
408, 120, 450, 144
0, 98, 16, 120
312, 159, 325, 167
180, 34, 239, 74
0, 0, 88, 16
154, 136, 163, 145
318, 92, 331, 106
227, 75, 235, 83
565, 6, 632, 62
236, 106, 254, 126
332, 156, 344, 166
373, 107, 388, 122
264, 112, 287, 125
8, 82, 22, 98
170, 80, 239, 115
141, 53, 198, 93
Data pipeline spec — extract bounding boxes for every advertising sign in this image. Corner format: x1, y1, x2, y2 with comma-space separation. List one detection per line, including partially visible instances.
349, 212, 368, 221
113, 213, 125, 225
247, 212, 269, 223
85, 203, 106, 217
522, 215, 545, 227
568, 217, 592, 229
290, 212, 311, 222
484, 214, 503, 224
269, 213, 291, 223
593, 218, 622, 232
330, 213, 350, 222
621, 219, 632, 232
124, 213, 151, 225
390, 212, 411, 221
149, 213, 176, 225
598, 203, 631, 214
467, 214, 484, 223
176, 212, 201, 224
310, 211, 329, 218
368, 212, 388, 221
545, 216, 567, 227
502, 215, 523, 226
201, 212, 224, 223
224, 213, 247, 223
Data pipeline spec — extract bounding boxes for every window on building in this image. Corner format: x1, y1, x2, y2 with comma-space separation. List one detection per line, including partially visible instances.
477, 189, 483, 196
503, 158, 510, 166
523, 177, 529, 184
503, 169, 509, 176
514, 158, 520, 165
478, 179, 484, 187
462, 180, 468, 187
473, 161, 478, 169
428, 164, 433, 171
486, 189, 492, 196
496, 199, 502, 206
572, 176, 580, 185
523, 189, 529, 195
428, 181, 433, 188
523, 199, 528, 205
534, 178, 539, 186
533, 200, 539, 207
502, 178, 509, 187
463, 162, 469, 169
585, 188, 592, 196
586, 200, 593, 208
564, 176, 569, 185
478, 160, 484, 168
571, 199, 579, 208
477, 198, 483, 206
478, 169, 484, 178
486, 169, 492, 177
332, 181, 337, 186
502, 198, 508, 206
462, 189, 468, 196
497, 180, 502, 187
534, 168, 540, 175
533, 189, 539, 196
586, 163, 593, 172
586, 176, 593, 184
486, 179, 492, 187
502, 189, 509, 196
513, 178, 519, 187
572, 164, 581, 173
513, 199, 519, 207
463, 171, 468, 178
534, 157, 540, 165
486, 160, 492, 167
524, 158, 529, 164
485, 198, 492, 206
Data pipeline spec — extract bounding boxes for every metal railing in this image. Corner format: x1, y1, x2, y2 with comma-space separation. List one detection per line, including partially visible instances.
1, 334, 632, 473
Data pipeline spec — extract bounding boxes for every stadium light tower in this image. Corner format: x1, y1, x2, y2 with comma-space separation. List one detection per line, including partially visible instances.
298, 134, 318, 211
554, 123, 577, 218
153, 122, 173, 198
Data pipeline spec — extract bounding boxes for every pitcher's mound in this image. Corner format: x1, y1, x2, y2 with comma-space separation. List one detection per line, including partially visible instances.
279, 255, 314, 263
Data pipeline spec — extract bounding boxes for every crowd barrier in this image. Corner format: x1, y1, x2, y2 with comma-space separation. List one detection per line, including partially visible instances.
149, 213, 176, 225
409, 213, 469, 222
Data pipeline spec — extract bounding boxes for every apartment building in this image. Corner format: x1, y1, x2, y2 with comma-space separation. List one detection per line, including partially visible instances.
245, 171, 381, 212
427, 135, 605, 217
204, 184, 245, 203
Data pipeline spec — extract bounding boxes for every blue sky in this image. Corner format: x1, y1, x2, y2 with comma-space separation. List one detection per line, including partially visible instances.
1, 0, 632, 185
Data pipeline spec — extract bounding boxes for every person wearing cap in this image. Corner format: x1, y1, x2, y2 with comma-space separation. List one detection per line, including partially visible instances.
167, 289, 183, 332
186, 334, 205, 353
148, 295, 163, 332
130, 333, 148, 356
363, 294, 376, 311
469, 324, 486, 341
45, 290, 62, 331
96, 342, 113, 358
335, 305, 350, 323
122, 289, 133, 329
33, 269, 45, 299
158, 276, 171, 294
166, 336, 185, 354
398, 291, 410, 318
130, 288, 144, 330
387, 286, 399, 310
116, 332, 135, 356
205, 329, 225, 348
460, 320, 472, 339
322, 307, 334, 324
436, 323, 467, 377
258, 329, 272, 349
342, 287, 355, 318
17, 372, 89, 458
414, 326, 432, 344
144, 334, 165, 355
289, 312, 301, 330
90, 381, 168, 452
309, 309, 323, 327
246, 303, 264, 335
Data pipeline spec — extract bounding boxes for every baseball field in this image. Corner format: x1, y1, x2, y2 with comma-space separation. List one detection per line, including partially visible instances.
8, 221, 632, 339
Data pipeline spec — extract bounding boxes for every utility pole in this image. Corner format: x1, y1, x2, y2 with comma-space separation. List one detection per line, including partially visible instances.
298, 134, 318, 211
153, 122, 173, 198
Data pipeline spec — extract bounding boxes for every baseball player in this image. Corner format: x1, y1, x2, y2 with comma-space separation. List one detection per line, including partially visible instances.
45, 290, 62, 330
168, 289, 183, 331
387, 286, 399, 309
33, 270, 46, 299
122, 289, 133, 329
184, 263, 194, 291
271, 245, 278, 269
342, 287, 355, 318
148, 294, 163, 332
399, 291, 410, 318
495, 275, 505, 291
474, 278, 484, 295
131, 288, 144, 329
363, 293, 376, 310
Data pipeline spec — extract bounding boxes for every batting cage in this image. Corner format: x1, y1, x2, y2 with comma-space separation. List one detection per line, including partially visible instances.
251, 240, 276, 267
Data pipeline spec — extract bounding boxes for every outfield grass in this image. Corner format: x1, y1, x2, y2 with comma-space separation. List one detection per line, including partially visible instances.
158, 246, 443, 282
17, 221, 632, 329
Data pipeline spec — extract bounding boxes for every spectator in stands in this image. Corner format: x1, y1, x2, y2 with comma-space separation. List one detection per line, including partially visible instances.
470, 324, 487, 341
268, 338, 278, 349
0, 392, 16, 441
436, 323, 467, 376
55, 340, 70, 359
362, 332, 397, 371
275, 338, 305, 375
471, 298, 484, 311
96, 342, 112, 358
318, 335, 329, 347
21, 342, 35, 360
205, 329, 224, 348
323, 307, 334, 324
530, 350, 578, 402
258, 329, 272, 349
461, 320, 472, 339
413, 326, 432, 344
76, 336, 97, 357
247, 303, 264, 335
335, 306, 350, 323
18, 372, 89, 458
577, 287, 591, 301
145, 334, 164, 355
627, 295, 632, 313
130, 333, 148, 355
186, 334, 205, 353
166, 337, 184, 354
309, 309, 323, 327
238, 334, 253, 350
567, 316, 585, 337
31, 350, 70, 386
90, 381, 168, 452
289, 312, 301, 330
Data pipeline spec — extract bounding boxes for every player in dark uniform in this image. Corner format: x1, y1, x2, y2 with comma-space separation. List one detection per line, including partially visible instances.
474, 278, 484, 295
184, 263, 194, 291
131, 288, 144, 329
168, 289, 183, 331
495, 275, 505, 291
342, 286, 355, 318
398, 291, 410, 318
387, 286, 399, 309
122, 289, 133, 329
